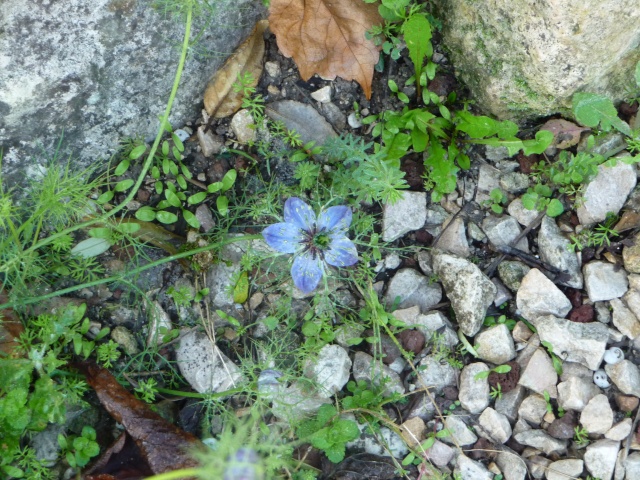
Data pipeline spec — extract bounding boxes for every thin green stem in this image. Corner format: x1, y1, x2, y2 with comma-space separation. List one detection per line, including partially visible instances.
18, 5, 194, 257
143, 468, 204, 480
0, 234, 262, 310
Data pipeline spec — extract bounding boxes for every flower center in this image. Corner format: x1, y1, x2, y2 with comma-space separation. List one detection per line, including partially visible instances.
313, 232, 330, 249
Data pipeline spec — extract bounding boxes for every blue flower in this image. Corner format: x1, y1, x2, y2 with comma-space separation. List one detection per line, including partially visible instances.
262, 197, 358, 294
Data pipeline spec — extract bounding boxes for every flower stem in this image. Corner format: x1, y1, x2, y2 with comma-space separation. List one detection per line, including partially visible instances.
0, 234, 262, 310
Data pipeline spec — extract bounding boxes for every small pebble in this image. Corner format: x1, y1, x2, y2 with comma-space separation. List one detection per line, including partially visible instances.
174, 129, 190, 142
603, 347, 624, 365
348, 112, 363, 128
593, 369, 611, 389
311, 85, 332, 103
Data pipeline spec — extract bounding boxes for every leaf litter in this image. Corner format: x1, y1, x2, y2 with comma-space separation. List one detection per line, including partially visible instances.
269, 0, 382, 99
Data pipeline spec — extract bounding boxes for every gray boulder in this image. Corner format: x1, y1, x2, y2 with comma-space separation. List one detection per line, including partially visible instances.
432, 0, 640, 120
0, 0, 264, 187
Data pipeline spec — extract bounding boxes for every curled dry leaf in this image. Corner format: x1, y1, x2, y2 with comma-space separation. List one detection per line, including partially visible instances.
269, 0, 382, 99
204, 20, 269, 119
539, 118, 590, 149
79, 363, 203, 477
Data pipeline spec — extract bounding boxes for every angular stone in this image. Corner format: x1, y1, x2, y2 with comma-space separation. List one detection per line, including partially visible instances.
514, 430, 567, 456
443, 415, 479, 446
624, 288, 640, 324
111, 326, 139, 356
458, 363, 491, 414
606, 418, 633, 442
496, 450, 528, 480
538, 216, 583, 288
304, 344, 351, 398
577, 161, 637, 226
478, 407, 512, 444
611, 298, 640, 340
398, 417, 426, 448
266, 100, 337, 146
432, 252, 496, 336
546, 459, 584, 480
584, 261, 629, 302
416, 355, 458, 395
432, 0, 640, 121
508, 197, 540, 227
230, 108, 256, 144
500, 171, 530, 193
580, 394, 614, 434
352, 351, 404, 397
499, 261, 531, 292
434, 216, 470, 257
518, 394, 548, 426
605, 360, 640, 397
384, 268, 442, 313
482, 215, 529, 252
623, 232, 640, 274
495, 384, 526, 423
382, 191, 427, 242
516, 270, 572, 322
557, 376, 602, 412
476, 164, 501, 204
624, 452, 640, 479
519, 348, 558, 398
475, 324, 516, 364
455, 453, 493, 480
535, 315, 609, 370
584, 439, 620, 480
527, 455, 551, 479
271, 381, 331, 423
176, 330, 245, 394
424, 439, 455, 468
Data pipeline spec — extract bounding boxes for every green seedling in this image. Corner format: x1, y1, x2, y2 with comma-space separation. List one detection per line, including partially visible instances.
574, 425, 589, 445
483, 314, 516, 331
490, 383, 503, 400
474, 364, 512, 381
486, 188, 508, 214
57, 426, 100, 469
296, 403, 360, 463
541, 341, 564, 376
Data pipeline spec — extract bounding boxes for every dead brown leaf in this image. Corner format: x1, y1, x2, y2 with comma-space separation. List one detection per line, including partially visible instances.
79, 363, 203, 478
540, 118, 589, 149
269, 0, 382, 99
0, 291, 24, 357
204, 20, 269, 118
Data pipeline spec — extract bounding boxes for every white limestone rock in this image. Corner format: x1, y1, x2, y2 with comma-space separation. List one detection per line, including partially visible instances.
516, 269, 572, 322
382, 191, 427, 242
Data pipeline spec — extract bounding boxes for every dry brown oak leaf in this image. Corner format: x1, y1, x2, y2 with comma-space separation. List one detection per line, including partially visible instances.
269, 0, 382, 99
204, 20, 269, 118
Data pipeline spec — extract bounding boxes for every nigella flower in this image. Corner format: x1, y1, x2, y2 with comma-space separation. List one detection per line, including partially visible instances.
262, 197, 358, 294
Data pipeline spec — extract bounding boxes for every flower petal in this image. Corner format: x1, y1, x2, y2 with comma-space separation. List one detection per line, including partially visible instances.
317, 205, 352, 233
262, 222, 303, 253
291, 252, 324, 294
284, 197, 316, 231
325, 235, 358, 268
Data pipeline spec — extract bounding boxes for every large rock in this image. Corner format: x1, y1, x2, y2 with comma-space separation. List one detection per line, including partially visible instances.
577, 161, 637, 226
516, 269, 572, 322
0, 0, 264, 187
537, 216, 583, 289
535, 315, 609, 371
432, 0, 640, 120
432, 251, 496, 336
